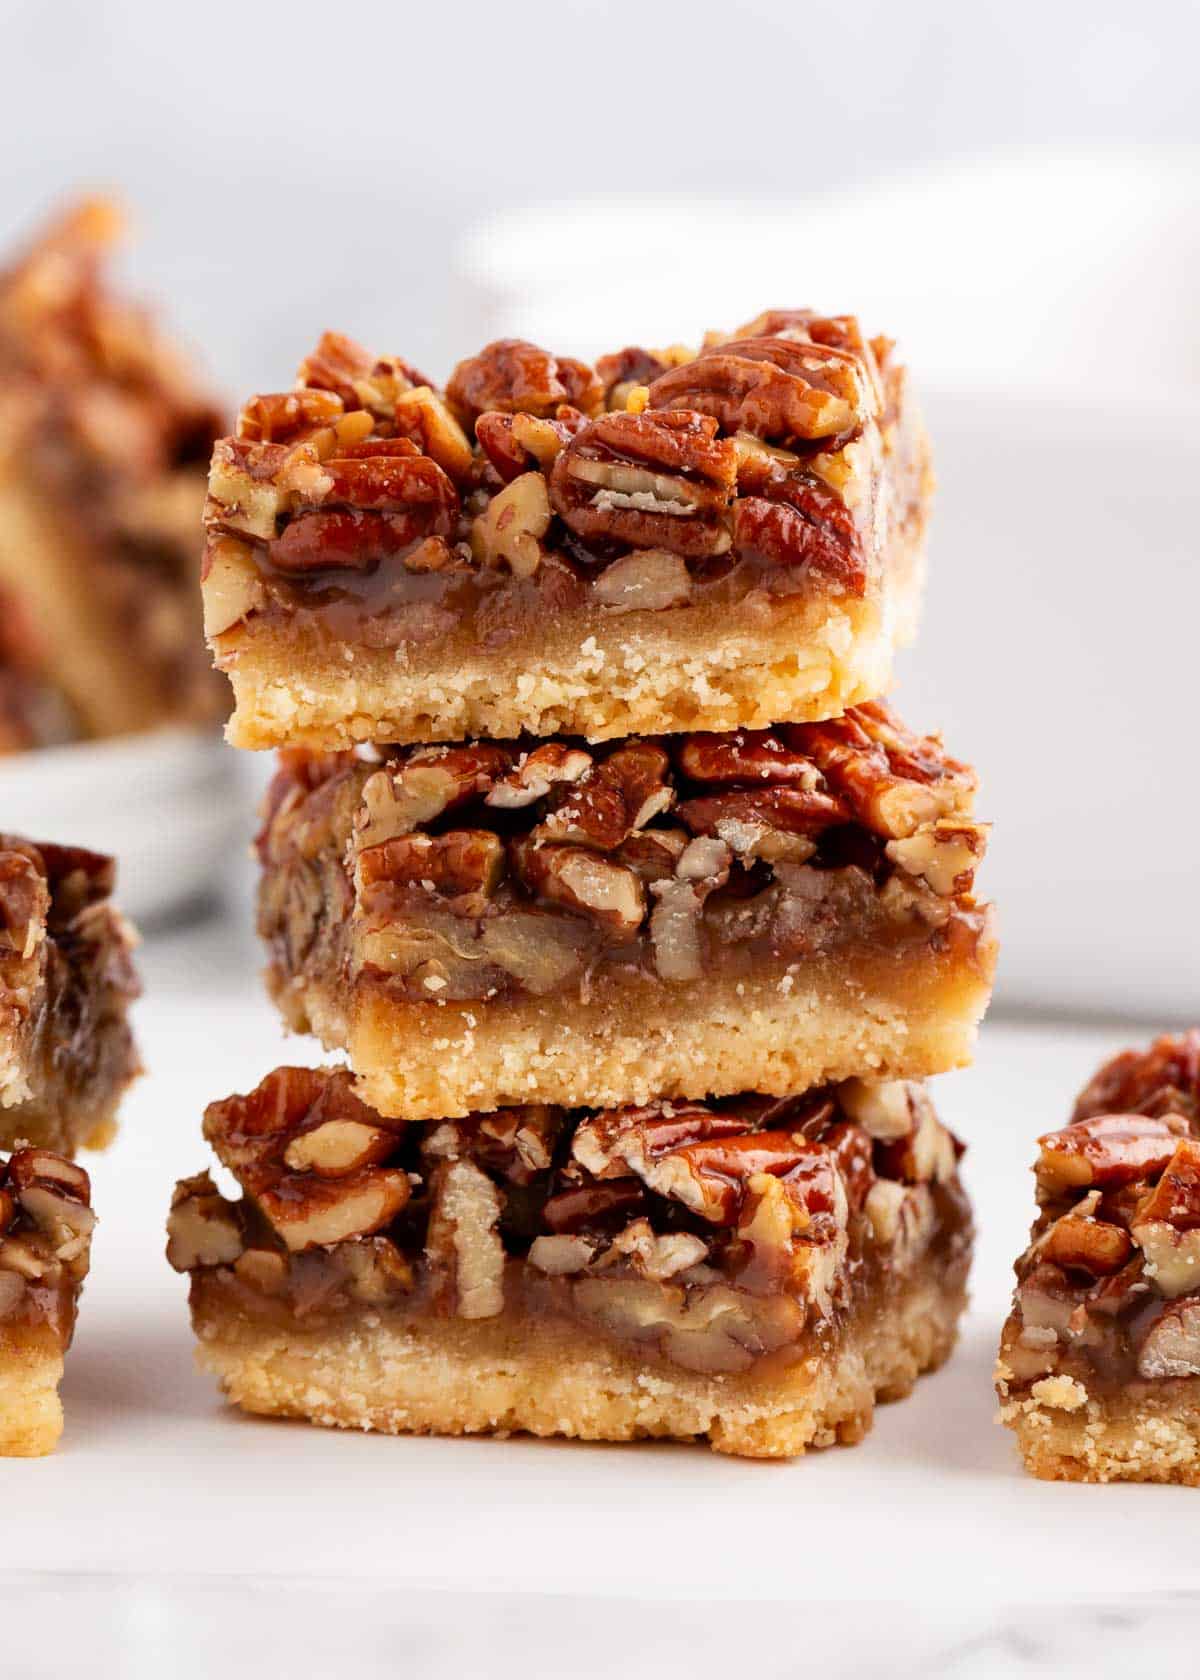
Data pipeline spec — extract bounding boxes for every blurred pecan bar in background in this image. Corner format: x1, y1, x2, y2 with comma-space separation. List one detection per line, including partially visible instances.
0, 199, 225, 748
0, 1146, 94, 1455
258, 702, 994, 1118
204, 312, 931, 749
0, 836, 140, 1154
997, 1032, 1200, 1484
168, 1067, 971, 1458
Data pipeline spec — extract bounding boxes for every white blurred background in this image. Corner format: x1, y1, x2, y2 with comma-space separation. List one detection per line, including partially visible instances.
3, 0, 1199, 1014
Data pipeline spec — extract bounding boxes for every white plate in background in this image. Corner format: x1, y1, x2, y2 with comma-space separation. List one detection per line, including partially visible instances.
0, 728, 247, 927
456, 151, 1200, 1017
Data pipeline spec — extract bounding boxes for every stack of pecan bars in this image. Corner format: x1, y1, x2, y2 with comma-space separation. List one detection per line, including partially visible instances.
0, 836, 140, 1454
171, 314, 997, 1457
0, 200, 225, 752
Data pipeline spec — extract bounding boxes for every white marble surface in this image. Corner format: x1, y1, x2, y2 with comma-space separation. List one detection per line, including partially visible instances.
2, 918, 1196, 1674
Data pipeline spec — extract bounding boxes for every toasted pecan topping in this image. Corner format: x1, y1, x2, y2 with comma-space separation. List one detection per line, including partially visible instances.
170, 1068, 965, 1353
204, 306, 912, 636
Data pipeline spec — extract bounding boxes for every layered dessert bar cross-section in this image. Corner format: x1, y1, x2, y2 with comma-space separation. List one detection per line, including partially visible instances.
259, 701, 994, 1118
997, 1032, 1200, 1485
168, 1067, 971, 1458
0, 1147, 94, 1455
203, 311, 932, 749
0, 199, 225, 747
0, 836, 140, 1154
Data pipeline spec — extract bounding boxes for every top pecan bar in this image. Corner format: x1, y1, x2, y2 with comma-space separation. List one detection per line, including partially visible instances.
0, 835, 141, 1154
204, 311, 932, 749
0, 200, 225, 745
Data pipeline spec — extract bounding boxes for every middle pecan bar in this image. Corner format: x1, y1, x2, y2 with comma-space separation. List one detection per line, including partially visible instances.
203, 312, 931, 749
167, 1067, 972, 1458
258, 701, 995, 1118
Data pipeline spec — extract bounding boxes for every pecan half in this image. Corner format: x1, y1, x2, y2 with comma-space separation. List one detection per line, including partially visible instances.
357, 830, 505, 901
446, 339, 602, 429
475, 409, 581, 482
266, 446, 460, 576
1036, 1114, 1187, 1197
549, 409, 736, 558
648, 333, 872, 443
202, 1068, 410, 1253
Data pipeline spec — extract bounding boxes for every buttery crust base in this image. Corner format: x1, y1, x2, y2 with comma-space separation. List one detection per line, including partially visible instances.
274, 940, 993, 1120
998, 1379, 1200, 1486
0, 1329, 65, 1457
191, 1264, 964, 1459
220, 541, 924, 750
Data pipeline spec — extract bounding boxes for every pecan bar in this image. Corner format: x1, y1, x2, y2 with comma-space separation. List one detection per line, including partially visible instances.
0, 1147, 94, 1455
259, 702, 994, 1118
204, 312, 931, 749
168, 1067, 971, 1458
0, 200, 225, 747
0, 836, 141, 1154
997, 1032, 1200, 1485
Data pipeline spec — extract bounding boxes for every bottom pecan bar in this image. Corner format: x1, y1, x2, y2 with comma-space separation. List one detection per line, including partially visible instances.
168, 1068, 972, 1458
997, 1031, 1200, 1485
0, 1148, 94, 1455
0, 836, 141, 1154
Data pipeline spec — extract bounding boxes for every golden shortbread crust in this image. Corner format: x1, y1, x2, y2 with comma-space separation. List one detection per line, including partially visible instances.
998, 1377, 1200, 1487
192, 1265, 965, 1459
0, 1328, 65, 1458
222, 541, 924, 751
273, 942, 993, 1121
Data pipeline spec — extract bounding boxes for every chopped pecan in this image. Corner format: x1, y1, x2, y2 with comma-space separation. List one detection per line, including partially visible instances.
1040, 1211, 1134, 1277
425, 1159, 505, 1318
647, 838, 731, 981
536, 742, 674, 848
886, 820, 989, 897
837, 1079, 919, 1141
356, 745, 512, 849
295, 332, 378, 405
527, 1233, 598, 1275
485, 744, 593, 810
389, 385, 474, 481
648, 333, 872, 443
512, 840, 645, 937
475, 409, 580, 481
201, 535, 266, 637
1131, 1139, 1200, 1296
423, 1105, 561, 1187
875, 1100, 960, 1186
166, 1172, 244, 1270
446, 339, 602, 429
590, 549, 693, 613
1136, 1300, 1200, 1379
1035, 1114, 1187, 1197
469, 471, 551, 577
549, 409, 736, 558
607, 1218, 708, 1281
